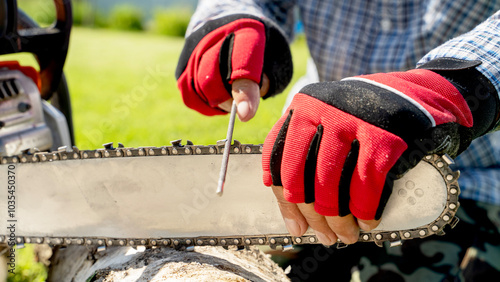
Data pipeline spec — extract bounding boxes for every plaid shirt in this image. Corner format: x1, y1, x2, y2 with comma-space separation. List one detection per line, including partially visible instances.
189, 0, 500, 205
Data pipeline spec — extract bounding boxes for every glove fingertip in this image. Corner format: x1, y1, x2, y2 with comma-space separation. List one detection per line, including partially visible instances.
262, 171, 273, 187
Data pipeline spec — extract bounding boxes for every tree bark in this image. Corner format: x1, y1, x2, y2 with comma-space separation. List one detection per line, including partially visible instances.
48, 245, 290, 281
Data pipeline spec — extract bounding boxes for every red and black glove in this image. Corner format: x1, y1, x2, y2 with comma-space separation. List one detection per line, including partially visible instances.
262, 58, 499, 220
175, 14, 293, 116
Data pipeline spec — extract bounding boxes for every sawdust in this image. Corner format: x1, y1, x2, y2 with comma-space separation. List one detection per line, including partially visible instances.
48, 246, 290, 282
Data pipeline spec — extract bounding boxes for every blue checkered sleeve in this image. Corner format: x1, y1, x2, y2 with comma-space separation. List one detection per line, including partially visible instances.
186, 0, 296, 40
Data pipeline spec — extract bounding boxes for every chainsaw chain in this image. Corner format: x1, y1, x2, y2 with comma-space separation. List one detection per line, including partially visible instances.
0, 140, 460, 249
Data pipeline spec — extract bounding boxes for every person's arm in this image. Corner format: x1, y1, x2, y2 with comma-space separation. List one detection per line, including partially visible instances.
262, 13, 500, 245
176, 0, 296, 121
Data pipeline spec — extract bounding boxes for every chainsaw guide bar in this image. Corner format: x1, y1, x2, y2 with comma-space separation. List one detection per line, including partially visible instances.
0, 141, 460, 249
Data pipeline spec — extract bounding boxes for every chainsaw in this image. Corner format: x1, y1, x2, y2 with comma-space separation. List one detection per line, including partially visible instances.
0, 0, 460, 251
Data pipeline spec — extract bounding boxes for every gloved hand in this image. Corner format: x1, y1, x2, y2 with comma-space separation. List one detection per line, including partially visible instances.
175, 14, 293, 121
262, 58, 499, 245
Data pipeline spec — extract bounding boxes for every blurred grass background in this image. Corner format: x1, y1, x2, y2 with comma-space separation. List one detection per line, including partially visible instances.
5, 0, 309, 281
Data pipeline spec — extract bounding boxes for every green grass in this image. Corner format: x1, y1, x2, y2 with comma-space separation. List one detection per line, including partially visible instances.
6, 245, 47, 282
66, 27, 309, 149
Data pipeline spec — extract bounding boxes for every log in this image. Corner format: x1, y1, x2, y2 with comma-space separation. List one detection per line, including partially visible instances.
48, 245, 290, 281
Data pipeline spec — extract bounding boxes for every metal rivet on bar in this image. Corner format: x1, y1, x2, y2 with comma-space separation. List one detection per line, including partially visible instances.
431, 225, 439, 231
443, 215, 450, 221
195, 148, 202, 154
362, 235, 370, 241
295, 237, 302, 244
161, 148, 167, 155
446, 174, 453, 181
245, 239, 251, 245
197, 240, 203, 246
419, 230, 426, 236
149, 149, 155, 155
375, 234, 383, 240
209, 147, 215, 154
437, 162, 444, 168
233, 239, 239, 245
184, 147, 191, 154
138, 149, 145, 156
404, 232, 411, 238
245, 146, 252, 153
127, 150, 132, 156
450, 188, 458, 195
270, 238, 277, 244
209, 239, 216, 246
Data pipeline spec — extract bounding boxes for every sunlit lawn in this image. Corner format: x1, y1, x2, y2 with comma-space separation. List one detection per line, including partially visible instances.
66, 27, 309, 149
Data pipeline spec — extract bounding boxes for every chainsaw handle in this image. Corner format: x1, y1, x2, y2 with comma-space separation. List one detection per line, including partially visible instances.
0, 0, 72, 99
